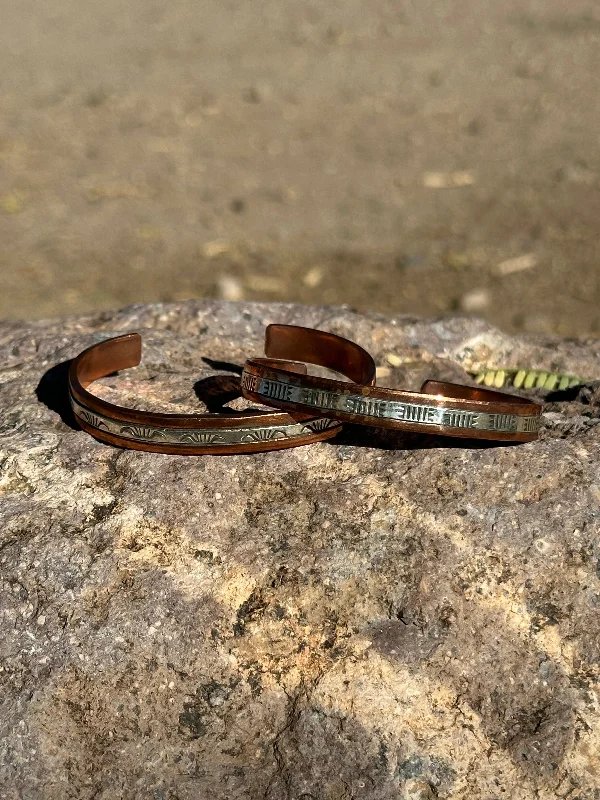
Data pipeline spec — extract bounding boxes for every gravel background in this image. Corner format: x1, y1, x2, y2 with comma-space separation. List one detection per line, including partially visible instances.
1, 0, 599, 335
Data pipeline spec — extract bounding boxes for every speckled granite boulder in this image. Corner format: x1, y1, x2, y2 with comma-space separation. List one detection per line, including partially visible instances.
2, 300, 600, 800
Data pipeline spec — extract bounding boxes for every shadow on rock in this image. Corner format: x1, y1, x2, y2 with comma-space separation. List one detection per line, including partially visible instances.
368, 591, 575, 782
201, 356, 243, 376
194, 374, 246, 413
332, 424, 520, 452
35, 359, 78, 430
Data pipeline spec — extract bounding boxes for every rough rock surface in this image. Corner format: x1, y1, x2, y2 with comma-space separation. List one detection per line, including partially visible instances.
2, 300, 600, 800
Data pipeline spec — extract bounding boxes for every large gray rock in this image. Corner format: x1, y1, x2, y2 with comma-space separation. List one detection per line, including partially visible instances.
1, 300, 600, 800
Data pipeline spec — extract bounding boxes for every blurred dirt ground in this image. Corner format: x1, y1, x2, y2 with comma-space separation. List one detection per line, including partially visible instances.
1, 0, 600, 335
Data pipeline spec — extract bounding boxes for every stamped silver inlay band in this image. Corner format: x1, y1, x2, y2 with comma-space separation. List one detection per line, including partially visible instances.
244, 374, 541, 435
71, 396, 339, 446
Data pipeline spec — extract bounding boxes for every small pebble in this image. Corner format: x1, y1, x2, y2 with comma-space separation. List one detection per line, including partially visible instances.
386, 353, 404, 367
202, 240, 232, 259
217, 276, 244, 302
460, 288, 490, 313
303, 267, 323, 288
496, 253, 537, 276
423, 170, 475, 188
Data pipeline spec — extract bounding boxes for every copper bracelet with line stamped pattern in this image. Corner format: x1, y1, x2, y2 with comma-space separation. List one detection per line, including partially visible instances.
68, 333, 348, 454
242, 325, 543, 442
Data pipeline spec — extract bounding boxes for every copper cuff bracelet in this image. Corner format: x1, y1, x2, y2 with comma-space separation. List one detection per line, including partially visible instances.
68, 333, 344, 454
242, 325, 543, 442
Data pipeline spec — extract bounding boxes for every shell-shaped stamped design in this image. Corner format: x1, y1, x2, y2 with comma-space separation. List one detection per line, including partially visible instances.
119, 424, 167, 441
77, 407, 109, 431
178, 431, 226, 445
240, 428, 288, 443
303, 418, 338, 433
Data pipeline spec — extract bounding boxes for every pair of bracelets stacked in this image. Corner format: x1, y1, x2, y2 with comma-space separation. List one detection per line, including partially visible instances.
69, 324, 543, 455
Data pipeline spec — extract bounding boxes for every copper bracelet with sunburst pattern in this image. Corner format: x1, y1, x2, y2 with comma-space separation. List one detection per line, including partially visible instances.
68, 333, 345, 454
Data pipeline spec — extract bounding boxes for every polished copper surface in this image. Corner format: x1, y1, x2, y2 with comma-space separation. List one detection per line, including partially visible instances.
242, 326, 543, 442
68, 333, 342, 454
265, 324, 377, 385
